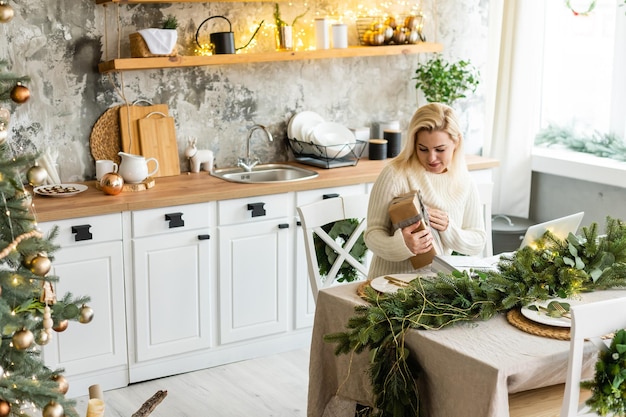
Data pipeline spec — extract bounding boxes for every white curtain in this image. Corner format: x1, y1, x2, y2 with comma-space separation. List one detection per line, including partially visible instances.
483, 0, 545, 218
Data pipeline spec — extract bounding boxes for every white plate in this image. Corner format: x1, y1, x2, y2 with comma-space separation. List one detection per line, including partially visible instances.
370, 274, 419, 294
287, 111, 325, 141
34, 183, 88, 198
520, 298, 579, 328
310, 122, 356, 159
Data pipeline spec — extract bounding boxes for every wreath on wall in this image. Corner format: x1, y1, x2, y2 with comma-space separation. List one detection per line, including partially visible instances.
324, 217, 626, 417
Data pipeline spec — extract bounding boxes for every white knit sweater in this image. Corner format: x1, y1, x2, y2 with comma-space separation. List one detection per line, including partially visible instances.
364, 162, 486, 279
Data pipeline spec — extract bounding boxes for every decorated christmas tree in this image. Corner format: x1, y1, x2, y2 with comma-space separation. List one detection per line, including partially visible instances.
0, 3, 93, 417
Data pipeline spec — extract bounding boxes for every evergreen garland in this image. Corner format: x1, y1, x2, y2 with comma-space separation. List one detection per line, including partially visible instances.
324, 217, 626, 417
534, 123, 626, 162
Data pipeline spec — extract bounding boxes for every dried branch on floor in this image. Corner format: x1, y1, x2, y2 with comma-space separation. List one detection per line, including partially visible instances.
131, 390, 168, 417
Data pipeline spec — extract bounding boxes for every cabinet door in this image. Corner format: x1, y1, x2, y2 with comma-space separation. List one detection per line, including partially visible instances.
218, 219, 290, 344
44, 241, 128, 398
132, 229, 211, 363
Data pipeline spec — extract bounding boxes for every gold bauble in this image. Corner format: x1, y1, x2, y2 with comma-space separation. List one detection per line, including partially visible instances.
52, 374, 69, 395
0, 2, 14, 24
10, 83, 30, 104
79, 305, 94, 324
42, 401, 64, 417
100, 172, 124, 195
27, 164, 48, 186
12, 328, 34, 350
30, 254, 51, 276
53, 319, 68, 332
0, 400, 10, 417
35, 329, 51, 346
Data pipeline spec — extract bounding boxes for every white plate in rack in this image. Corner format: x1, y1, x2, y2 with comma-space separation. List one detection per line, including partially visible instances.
287, 111, 325, 141
310, 122, 356, 159
34, 184, 88, 198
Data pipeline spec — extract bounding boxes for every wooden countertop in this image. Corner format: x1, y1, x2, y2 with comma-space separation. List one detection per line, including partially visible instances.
34, 155, 498, 222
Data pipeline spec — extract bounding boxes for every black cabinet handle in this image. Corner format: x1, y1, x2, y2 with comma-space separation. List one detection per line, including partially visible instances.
197, 234, 210, 240
278, 223, 289, 229
323, 193, 339, 199
165, 212, 185, 228
296, 220, 302, 226
247, 202, 266, 217
71, 224, 93, 242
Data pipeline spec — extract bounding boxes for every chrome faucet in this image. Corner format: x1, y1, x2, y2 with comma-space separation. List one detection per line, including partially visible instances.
237, 124, 274, 172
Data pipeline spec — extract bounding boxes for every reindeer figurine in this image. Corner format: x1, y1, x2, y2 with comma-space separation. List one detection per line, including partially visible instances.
184, 137, 214, 173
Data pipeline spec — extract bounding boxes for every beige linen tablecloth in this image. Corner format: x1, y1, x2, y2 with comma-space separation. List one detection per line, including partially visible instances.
308, 282, 626, 417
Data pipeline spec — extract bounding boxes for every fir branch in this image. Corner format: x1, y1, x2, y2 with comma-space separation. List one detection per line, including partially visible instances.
326, 216, 626, 416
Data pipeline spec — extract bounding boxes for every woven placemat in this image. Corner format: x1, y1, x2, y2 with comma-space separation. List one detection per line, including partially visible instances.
507, 308, 571, 340
90, 105, 123, 165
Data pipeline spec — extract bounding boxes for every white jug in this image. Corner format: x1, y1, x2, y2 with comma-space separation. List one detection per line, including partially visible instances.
118, 152, 159, 183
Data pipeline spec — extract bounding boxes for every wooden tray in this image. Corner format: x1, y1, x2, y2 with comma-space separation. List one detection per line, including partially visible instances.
94, 177, 155, 193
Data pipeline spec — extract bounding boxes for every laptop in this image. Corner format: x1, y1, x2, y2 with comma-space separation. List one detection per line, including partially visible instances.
519, 212, 585, 248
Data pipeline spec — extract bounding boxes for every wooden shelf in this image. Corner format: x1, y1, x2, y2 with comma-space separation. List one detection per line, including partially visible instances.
97, 0, 266, 3
98, 43, 443, 73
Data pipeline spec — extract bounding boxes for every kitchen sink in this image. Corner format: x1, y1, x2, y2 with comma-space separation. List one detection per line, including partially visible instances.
211, 164, 319, 184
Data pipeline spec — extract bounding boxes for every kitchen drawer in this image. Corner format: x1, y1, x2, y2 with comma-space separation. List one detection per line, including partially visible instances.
132, 202, 211, 238
218, 193, 293, 226
39, 213, 123, 246
296, 184, 367, 207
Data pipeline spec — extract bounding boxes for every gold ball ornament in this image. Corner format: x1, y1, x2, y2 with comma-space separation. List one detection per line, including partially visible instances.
100, 172, 124, 195
0, 400, 10, 417
35, 329, 51, 346
12, 328, 34, 350
0, 2, 14, 24
79, 304, 94, 324
10, 83, 30, 104
30, 254, 51, 276
42, 401, 64, 417
53, 319, 68, 332
27, 164, 48, 186
52, 374, 69, 395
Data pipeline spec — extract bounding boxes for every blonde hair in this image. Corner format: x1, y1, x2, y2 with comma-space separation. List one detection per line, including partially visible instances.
391, 102, 466, 176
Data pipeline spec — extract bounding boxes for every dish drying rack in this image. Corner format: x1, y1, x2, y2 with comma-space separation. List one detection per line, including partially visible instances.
285, 138, 367, 169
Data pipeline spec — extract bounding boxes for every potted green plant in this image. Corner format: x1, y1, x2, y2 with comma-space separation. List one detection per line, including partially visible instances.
413, 54, 480, 105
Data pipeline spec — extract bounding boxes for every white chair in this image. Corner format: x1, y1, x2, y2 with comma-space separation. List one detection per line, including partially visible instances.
476, 181, 494, 257
297, 194, 369, 302
560, 296, 626, 417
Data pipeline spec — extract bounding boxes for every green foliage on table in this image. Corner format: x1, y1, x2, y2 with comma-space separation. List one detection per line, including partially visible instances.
413, 54, 480, 105
581, 328, 626, 416
535, 123, 626, 162
324, 217, 626, 417
314, 219, 367, 283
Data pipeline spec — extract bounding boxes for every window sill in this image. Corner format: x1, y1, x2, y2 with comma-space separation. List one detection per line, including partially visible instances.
531, 147, 626, 188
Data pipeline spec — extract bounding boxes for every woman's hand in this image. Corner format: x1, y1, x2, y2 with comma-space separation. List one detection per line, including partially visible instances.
428, 208, 449, 232
401, 221, 433, 254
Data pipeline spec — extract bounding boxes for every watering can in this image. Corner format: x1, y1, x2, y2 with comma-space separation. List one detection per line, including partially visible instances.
195, 16, 264, 55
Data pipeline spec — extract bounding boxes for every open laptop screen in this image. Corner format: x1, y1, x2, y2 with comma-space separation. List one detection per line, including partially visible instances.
519, 212, 585, 249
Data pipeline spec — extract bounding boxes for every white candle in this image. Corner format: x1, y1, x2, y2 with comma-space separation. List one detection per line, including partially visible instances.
332, 24, 348, 49
315, 18, 329, 50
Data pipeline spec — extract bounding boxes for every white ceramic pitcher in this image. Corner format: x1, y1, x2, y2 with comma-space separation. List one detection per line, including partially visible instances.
118, 152, 159, 183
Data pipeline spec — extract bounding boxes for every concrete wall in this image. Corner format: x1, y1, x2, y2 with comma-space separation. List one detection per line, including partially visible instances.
1, 0, 488, 182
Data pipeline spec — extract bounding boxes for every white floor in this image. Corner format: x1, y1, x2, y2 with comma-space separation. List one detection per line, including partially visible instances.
73, 348, 310, 417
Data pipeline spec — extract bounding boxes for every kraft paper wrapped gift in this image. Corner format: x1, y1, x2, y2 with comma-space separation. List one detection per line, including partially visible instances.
388, 191, 437, 269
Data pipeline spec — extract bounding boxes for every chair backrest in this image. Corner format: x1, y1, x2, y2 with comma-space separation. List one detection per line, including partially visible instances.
560, 296, 626, 417
297, 194, 369, 302
476, 181, 493, 257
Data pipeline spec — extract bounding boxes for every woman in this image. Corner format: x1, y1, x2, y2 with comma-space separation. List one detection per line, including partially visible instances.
364, 102, 486, 278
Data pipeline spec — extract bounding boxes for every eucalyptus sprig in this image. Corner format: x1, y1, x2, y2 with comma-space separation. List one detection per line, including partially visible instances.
325, 216, 626, 417
273, 3, 308, 27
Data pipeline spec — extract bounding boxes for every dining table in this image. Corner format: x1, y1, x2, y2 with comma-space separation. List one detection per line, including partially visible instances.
307, 278, 626, 417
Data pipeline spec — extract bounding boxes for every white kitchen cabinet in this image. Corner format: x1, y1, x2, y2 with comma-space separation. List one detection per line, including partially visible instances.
128, 202, 214, 382
294, 184, 369, 328
40, 213, 128, 398
217, 193, 293, 344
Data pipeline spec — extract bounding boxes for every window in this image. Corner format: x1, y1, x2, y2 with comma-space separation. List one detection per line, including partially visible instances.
538, 0, 626, 142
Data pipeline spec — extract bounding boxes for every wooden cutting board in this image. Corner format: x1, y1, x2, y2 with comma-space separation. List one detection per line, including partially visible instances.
137, 111, 181, 177
119, 103, 169, 155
